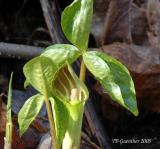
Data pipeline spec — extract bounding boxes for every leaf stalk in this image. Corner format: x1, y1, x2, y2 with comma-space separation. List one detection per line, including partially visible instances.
44, 96, 57, 149
79, 60, 86, 82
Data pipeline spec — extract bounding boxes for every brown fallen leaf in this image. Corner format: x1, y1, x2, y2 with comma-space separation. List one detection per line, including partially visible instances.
91, 0, 149, 47
107, 2, 149, 45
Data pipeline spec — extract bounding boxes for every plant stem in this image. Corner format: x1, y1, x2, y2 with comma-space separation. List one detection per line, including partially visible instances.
79, 60, 86, 82
44, 97, 57, 149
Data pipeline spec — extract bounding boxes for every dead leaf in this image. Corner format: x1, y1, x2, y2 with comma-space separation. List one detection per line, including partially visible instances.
91, 0, 149, 46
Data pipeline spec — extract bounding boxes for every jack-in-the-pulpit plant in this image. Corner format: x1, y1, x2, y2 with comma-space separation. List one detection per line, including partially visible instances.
18, 0, 139, 149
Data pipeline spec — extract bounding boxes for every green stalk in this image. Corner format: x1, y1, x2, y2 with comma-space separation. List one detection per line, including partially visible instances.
79, 60, 86, 82
4, 73, 13, 149
62, 102, 85, 149
44, 96, 57, 149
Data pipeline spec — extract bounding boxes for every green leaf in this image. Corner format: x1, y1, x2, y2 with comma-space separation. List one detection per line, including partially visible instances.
5, 72, 13, 144
18, 94, 44, 136
83, 51, 139, 116
61, 0, 93, 51
41, 44, 81, 67
49, 97, 69, 149
23, 56, 57, 96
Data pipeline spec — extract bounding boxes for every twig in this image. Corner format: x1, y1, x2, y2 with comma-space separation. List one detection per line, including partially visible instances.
40, 0, 67, 43
85, 100, 111, 149
0, 42, 43, 60
82, 132, 102, 149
